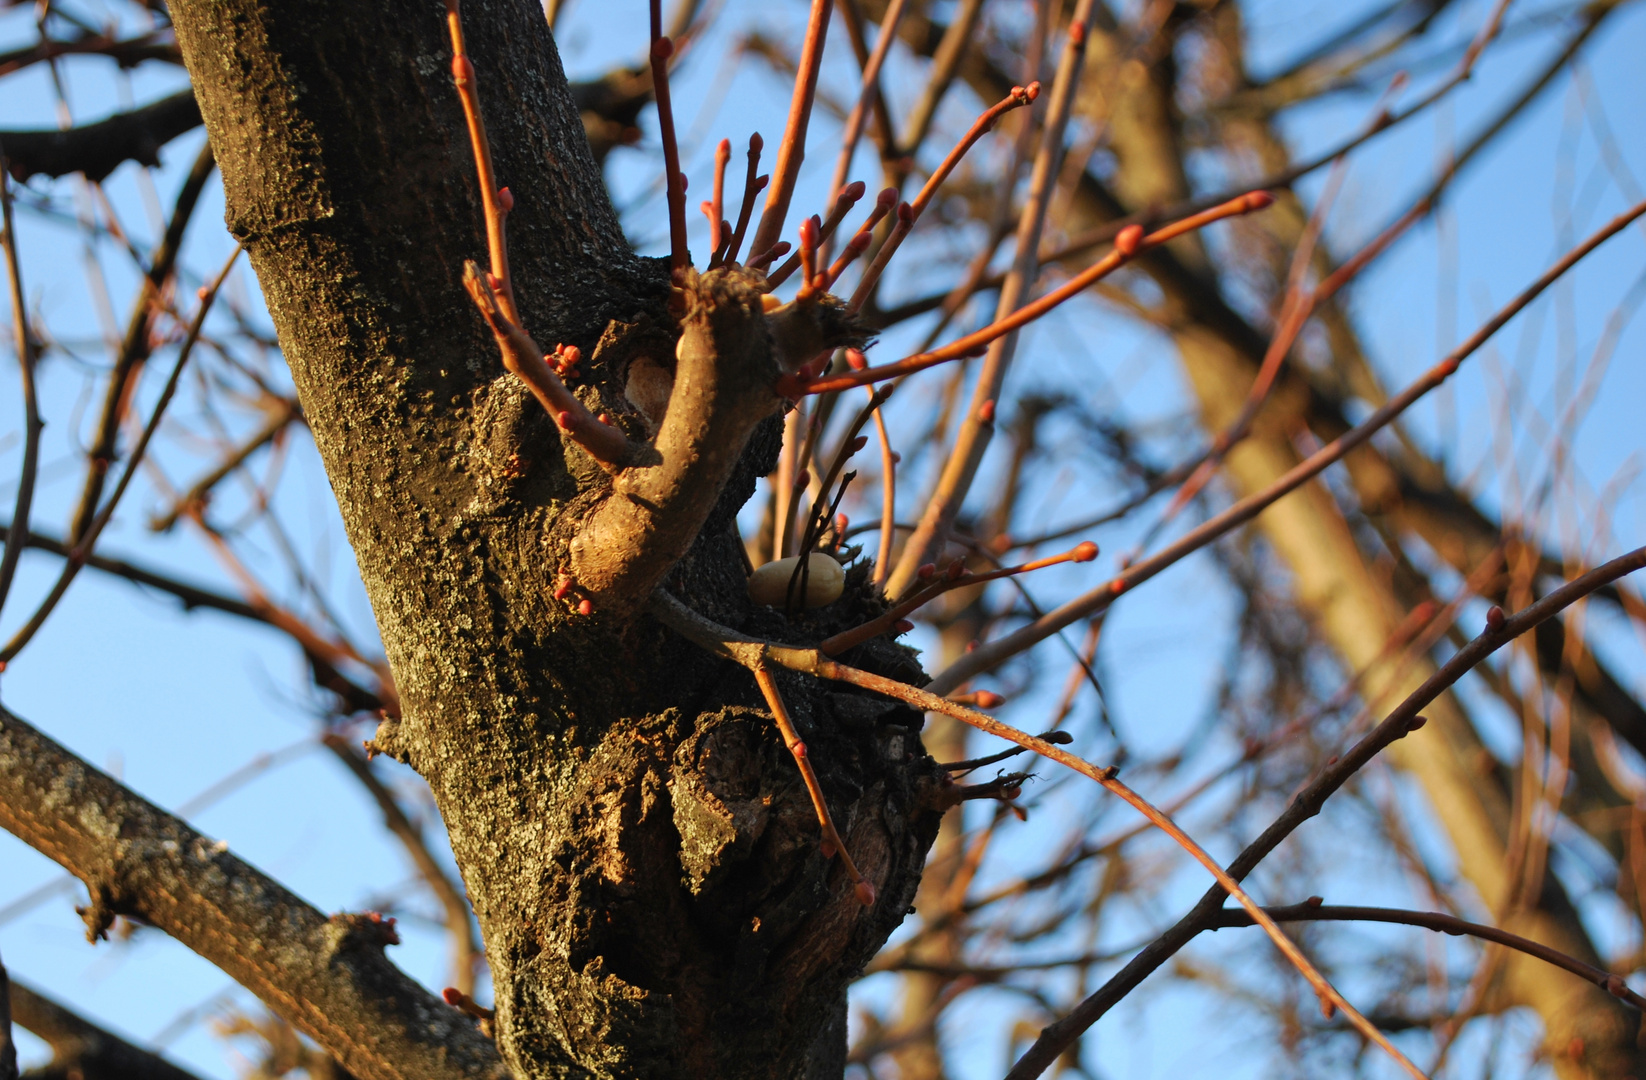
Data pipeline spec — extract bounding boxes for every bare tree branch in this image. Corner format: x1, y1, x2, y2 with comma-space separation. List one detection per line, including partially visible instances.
0, 707, 505, 1080
7, 980, 203, 1080
0, 91, 201, 183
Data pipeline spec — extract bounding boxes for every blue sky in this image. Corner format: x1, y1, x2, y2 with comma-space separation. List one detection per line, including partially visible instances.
2, 1, 1644, 1077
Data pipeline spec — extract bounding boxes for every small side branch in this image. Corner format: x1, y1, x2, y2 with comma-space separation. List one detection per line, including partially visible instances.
752, 666, 876, 905
462, 263, 634, 467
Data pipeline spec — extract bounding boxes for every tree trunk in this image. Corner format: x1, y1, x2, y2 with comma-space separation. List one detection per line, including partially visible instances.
165, 2, 943, 1076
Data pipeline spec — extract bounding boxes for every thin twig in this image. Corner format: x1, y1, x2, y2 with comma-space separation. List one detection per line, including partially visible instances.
815, 192, 1273, 395
1210, 902, 1645, 1011
884, 0, 1095, 597
846, 84, 1040, 314
649, 0, 689, 270
0, 247, 241, 665
1001, 545, 1646, 1079
929, 195, 1646, 695
0, 156, 42, 622
751, 666, 875, 905
748, 0, 835, 259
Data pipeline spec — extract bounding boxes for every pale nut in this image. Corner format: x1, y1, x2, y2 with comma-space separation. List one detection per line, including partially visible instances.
748, 553, 845, 608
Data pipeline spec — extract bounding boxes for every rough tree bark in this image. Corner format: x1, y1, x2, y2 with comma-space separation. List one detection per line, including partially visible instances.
159, 1, 944, 1078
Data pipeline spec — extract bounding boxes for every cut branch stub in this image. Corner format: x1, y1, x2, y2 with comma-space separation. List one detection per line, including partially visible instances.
570, 267, 783, 615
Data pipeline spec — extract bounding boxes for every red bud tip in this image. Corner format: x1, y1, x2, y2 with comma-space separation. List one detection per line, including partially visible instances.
1306, 895, 1324, 907
443, 988, 464, 1006
890, 451, 901, 464
945, 558, 966, 580
854, 881, 877, 906
1485, 605, 1505, 631
749, 132, 764, 152
795, 468, 810, 489
917, 563, 937, 579
846, 348, 868, 370
799, 216, 820, 248
451, 55, 474, 81
978, 399, 996, 423
792, 741, 808, 758
1002, 786, 1021, 800
701, 199, 714, 215
770, 241, 791, 259
896, 202, 915, 224
497, 186, 514, 212
977, 691, 1005, 708
876, 186, 898, 210
848, 231, 872, 253
1068, 20, 1087, 45
597, 412, 610, 425
819, 839, 836, 857
753, 174, 770, 193
553, 576, 572, 599
1115, 224, 1144, 256
849, 435, 868, 454
1024, 81, 1041, 102
1407, 714, 1428, 732
843, 180, 867, 202
965, 639, 978, 652
894, 619, 915, 633
565, 345, 581, 364
1320, 999, 1335, 1020
651, 36, 674, 61
555, 410, 575, 430
835, 513, 848, 533
677, 173, 688, 193
578, 599, 593, 616
1245, 190, 1275, 210
1073, 541, 1098, 562
197, 286, 210, 301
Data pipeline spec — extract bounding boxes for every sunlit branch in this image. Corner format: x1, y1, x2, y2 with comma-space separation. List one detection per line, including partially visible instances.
815, 192, 1273, 396
1002, 546, 1646, 1079
929, 195, 1646, 696
747, 0, 834, 260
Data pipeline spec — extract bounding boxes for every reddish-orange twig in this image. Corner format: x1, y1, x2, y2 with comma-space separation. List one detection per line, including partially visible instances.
463, 264, 632, 467
720, 134, 766, 268
747, 0, 834, 260
752, 665, 875, 906
769, 181, 866, 289
822, 0, 909, 262
700, 137, 731, 256
815, 192, 1273, 394
847, 83, 1040, 313
929, 195, 1646, 694
445, 0, 516, 321
821, 542, 1097, 655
